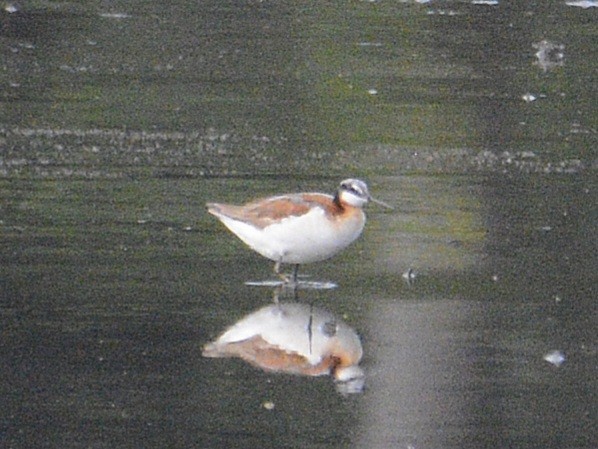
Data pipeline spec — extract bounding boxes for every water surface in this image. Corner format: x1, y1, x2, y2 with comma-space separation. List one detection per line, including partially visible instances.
1, 1, 596, 448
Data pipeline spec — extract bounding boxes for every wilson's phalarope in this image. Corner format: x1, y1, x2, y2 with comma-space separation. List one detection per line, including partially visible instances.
207, 179, 391, 283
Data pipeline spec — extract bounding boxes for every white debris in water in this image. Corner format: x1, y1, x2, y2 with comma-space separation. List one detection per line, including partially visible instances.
427, 9, 460, 16
99, 12, 132, 19
565, 0, 597, 8
533, 40, 565, 72
402, 268, 417, 283
472, 0, 499, 5
59, 64, 95, 74
262, 400, 275, 410
368, 88, 378, 95
543, 350, 566, 367
4, 3, 18, 13
522, 93, 537, 103
519, 151, 537, 159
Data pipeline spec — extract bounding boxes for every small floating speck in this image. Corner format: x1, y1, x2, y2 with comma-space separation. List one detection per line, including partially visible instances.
522, 93, 537, 103
543, 350, 565, 367
533, 40, 565, 72
519, 150, 536, 159
472, 0, 499, 4
402, 268, 417, 283
262, 401, 275, 410
491, 274, 499, 282
183, 226, 192, 231
554, 295, 562, 303
137, 219, 147, 224
4, 3, 19, 13
367, 88, 378, 95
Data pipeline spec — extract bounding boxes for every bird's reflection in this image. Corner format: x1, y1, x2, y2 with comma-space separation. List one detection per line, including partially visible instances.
203, 300, 365, 394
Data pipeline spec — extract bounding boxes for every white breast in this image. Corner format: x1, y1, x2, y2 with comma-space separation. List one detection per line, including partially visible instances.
218, 207, 365, 264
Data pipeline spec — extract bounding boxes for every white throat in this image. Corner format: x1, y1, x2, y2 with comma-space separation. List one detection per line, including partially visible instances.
339, 190, 368, 208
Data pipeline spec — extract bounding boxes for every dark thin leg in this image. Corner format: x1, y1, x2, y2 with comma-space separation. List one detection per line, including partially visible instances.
291, 264, 299, 284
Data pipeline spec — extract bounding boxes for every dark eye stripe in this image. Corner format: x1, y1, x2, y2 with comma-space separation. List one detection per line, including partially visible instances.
345, 183, 362, 196
339, 179, 369, 200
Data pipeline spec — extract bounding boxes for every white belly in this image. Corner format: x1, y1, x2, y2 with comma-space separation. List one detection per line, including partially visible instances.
218, 208, 365, 264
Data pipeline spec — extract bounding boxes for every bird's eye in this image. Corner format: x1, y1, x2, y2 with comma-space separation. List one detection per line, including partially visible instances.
346, 184, 361, 195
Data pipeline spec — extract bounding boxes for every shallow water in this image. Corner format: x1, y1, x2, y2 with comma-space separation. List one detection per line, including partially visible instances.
1, 1, 596, 448
1, 174, 595, 448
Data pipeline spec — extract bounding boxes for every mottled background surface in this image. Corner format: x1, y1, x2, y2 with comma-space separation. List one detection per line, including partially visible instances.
1, 1, 596, 448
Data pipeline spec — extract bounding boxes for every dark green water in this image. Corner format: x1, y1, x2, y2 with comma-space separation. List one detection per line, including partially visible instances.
1, 1, 596, 448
